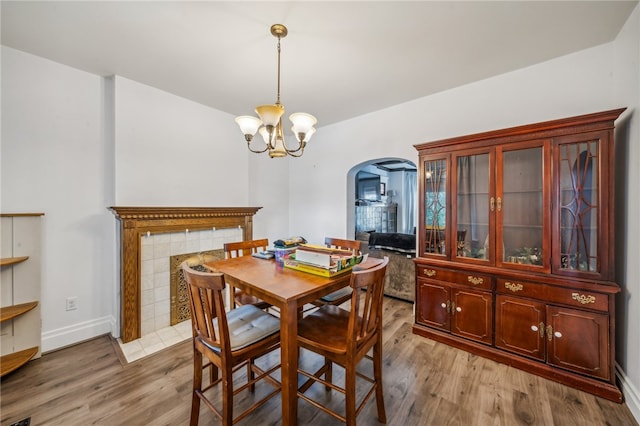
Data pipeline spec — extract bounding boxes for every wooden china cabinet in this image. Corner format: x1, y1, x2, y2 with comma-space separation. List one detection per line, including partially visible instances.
413, 108, 625, 402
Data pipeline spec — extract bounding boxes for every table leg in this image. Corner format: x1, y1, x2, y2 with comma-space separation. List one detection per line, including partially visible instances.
280, 300, 298, 425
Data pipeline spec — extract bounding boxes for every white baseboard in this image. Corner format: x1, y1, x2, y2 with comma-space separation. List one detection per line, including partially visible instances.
617, 362, 640, 423
41, 315, 117, 352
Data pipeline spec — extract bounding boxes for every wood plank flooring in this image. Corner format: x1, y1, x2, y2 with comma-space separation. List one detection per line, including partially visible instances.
1, 297, 637, 425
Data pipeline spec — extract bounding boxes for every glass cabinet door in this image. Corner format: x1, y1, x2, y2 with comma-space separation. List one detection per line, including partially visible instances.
497, 143, 548, 270
453, 151, 492, 262
423, 157, 447, 256
556, 135, 602, 275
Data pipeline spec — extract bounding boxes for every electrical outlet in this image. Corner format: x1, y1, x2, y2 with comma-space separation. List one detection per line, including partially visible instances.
66, 296, 78, 311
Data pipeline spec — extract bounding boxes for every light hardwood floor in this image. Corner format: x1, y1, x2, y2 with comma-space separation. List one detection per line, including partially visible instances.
1, 297, 637, 426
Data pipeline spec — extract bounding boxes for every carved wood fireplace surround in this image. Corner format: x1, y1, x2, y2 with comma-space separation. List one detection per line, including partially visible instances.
110, 206, 261, 343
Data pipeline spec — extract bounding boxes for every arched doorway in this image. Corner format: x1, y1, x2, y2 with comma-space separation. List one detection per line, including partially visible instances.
346, 158, 417, 240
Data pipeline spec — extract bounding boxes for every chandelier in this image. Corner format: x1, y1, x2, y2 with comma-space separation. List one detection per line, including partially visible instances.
235, 24, 317, 158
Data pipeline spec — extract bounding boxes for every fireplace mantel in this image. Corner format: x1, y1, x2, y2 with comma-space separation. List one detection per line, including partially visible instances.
110, 206, 261, 342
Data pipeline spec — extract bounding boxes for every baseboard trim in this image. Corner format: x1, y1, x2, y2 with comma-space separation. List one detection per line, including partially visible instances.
617, 362, 640, 422
41, 315, 116, 352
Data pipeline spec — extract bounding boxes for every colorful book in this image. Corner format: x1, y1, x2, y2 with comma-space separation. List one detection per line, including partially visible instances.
283, 258, 354, 277
292, 247, 363, 270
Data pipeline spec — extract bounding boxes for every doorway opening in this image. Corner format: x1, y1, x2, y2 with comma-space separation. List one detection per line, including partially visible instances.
347, 158, 417, 241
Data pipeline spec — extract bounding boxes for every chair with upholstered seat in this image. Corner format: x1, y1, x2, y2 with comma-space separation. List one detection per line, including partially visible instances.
310, 237, 362, 307
224, 239, 272, 310
297, 257, 389, 425
181, 261, 281, 425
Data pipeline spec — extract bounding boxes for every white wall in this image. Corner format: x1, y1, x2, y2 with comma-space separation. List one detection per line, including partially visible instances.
288, 27, 639, 413
613, 5, 640, 420
1, 47, 253, 350
290, 43, 616, 244
113, 76, 248, 206
1, 47, 115, 350
246, 151, 291, 244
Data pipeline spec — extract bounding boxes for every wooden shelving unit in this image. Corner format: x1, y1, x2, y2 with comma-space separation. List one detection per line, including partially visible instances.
0, 256, 29, 267
0, 347, 39, 377
0, 301, 38, 323
1, 213, 43, 377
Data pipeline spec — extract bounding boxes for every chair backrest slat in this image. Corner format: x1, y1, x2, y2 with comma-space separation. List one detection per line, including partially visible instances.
181, 262, 231, 356
224, 239, 269, 258
324, 237, 361, 254
348, 257, 389, 351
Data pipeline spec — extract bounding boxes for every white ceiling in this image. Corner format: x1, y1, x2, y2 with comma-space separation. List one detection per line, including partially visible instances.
1, 1, 637, 127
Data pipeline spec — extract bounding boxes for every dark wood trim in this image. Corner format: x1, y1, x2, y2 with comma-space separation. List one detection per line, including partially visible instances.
110, 206, 262, 342
414, 108, 626, 153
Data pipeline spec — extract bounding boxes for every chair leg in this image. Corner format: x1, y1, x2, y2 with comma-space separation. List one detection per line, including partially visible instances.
345, 363, 357, 426
324, 357, 332, 391
373, 340, 387, 423
248, 359, 256, 392
191, 350, 203, 426
229, 285, 237, 309
222, 365, 234, 426
210, 362, 219, 384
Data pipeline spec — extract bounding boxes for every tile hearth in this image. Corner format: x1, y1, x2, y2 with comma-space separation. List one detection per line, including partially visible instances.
117, 320, 192, 363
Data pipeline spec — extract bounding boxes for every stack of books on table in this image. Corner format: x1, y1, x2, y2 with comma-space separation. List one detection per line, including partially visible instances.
283, 244, 364, 277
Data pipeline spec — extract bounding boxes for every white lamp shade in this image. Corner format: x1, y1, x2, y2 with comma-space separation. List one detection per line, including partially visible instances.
303, 127, 316, 142
255, 104, 285, 127
292, 126, 316, 142
258, 127, 271, 145
235, 116, 262, 136
289, 112, 317, 134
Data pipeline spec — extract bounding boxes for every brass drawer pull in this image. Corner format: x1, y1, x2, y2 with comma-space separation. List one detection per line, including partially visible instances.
546, 325, 553, 342
467, 276, 484, 285
572, 293, 596, 304
504, 281, 523, 292
424, 269, 437, 277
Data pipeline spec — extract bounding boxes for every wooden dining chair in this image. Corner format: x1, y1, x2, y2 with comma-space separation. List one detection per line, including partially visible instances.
297, 257, 389, 425
310, 237, 362, 307
181, 261, 281, 425
224, 239, 272, 310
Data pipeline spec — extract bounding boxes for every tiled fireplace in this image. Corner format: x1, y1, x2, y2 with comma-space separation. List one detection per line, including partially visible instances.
139, 228, 240, 336
110, 207, 261, 343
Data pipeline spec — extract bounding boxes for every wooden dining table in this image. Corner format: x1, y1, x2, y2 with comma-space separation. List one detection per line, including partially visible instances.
205, 255, 353, 426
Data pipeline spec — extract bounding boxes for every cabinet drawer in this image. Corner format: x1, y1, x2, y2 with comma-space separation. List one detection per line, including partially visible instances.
497, 278, 609, 312
497, 278, 545, 299
417, 265, 492, 290
545, 287, 609, 312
